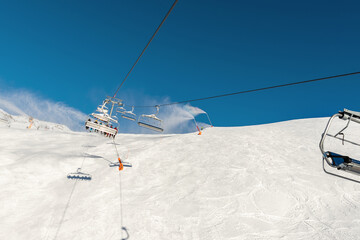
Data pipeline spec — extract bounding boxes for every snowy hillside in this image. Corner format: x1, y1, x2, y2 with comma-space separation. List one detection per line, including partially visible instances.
1, 116, 360, 240
0, 109, 71, 132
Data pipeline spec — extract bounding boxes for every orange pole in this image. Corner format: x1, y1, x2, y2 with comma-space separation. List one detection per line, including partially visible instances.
118, 157, 124, 171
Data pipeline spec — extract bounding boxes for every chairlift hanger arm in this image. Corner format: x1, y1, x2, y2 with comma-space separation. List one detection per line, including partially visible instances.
319, 113, 342, 164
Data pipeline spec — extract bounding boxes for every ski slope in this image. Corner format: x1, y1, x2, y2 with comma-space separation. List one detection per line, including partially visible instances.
1, 114, 360, 240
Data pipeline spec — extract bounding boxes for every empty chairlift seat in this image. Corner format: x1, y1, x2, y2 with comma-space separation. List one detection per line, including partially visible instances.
67, 168, 92, 181
119, 106, 136, 121
137, 106, 164, 132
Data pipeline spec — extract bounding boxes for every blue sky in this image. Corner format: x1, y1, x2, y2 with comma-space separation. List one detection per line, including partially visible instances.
0, 0, 359, 129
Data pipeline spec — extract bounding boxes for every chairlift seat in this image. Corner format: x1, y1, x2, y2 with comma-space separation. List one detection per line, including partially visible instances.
320, 109, 360, 182
109, 161, 132, 168
121, 107, 136, 121
92, 113, 118, 124
67, 169, 92, 181
137, 114, 164, 132
85, 120, 118, 135
116, 106, 126, 114
121, 114, 136, 121
138, 121, 164, 132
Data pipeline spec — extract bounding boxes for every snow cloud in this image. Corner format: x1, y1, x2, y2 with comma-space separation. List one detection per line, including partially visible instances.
0, 86, 210, 134
0, 90, 87, 131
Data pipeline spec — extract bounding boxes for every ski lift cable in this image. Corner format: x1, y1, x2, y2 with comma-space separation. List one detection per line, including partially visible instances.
52, 146, 91, 240
112, 0, 179, 98
119, 172, 124, 239
112, 137, 125, 239
131, 71, 360, 108
112, 138, 120, 159
52, 180, 78, 240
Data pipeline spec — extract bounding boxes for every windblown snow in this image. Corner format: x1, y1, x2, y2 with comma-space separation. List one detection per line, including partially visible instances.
1, 110, 360, 240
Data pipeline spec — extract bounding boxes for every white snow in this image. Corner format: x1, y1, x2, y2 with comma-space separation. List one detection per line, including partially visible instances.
1, 111, 360, 240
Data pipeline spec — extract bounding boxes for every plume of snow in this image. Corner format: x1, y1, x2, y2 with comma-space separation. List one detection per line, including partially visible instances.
183, 104, 206, 116
0, 90, 87, 131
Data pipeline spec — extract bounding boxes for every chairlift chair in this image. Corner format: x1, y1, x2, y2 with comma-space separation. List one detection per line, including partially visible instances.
116, 106, 126, 114
137, 106, 164, 132
121, 106, 136, 121
85, 116, 118, 137
86, 97, 121, 136
91, 112, 118, 124
97, 105, 108, 114
320, 108, 360, 183
67, 168, 92, 181
109, 161, 132, 168
92, 97, 123, 124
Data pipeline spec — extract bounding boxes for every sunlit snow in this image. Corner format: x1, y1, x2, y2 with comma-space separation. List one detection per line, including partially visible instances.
1, 110, 360, 240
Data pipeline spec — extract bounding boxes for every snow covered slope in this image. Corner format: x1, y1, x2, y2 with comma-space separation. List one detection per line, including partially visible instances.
0, 109, 71, 132
1, 117, 360, 240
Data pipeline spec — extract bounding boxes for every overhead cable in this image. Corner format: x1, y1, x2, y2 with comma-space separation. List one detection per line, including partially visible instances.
133, 71, 360, 108
113, 0, 179, 98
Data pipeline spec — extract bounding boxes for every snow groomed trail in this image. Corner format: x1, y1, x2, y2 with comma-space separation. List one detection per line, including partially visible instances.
1, 117, 360, 240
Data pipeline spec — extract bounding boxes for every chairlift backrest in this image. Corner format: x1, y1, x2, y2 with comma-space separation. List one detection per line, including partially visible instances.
340, 109, 360, 124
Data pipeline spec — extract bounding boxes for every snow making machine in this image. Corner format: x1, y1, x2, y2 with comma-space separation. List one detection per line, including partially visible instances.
320, 109, 360, 183
137, 105, 164, 132
67, 168, 92, 181
85, 97, 122, 137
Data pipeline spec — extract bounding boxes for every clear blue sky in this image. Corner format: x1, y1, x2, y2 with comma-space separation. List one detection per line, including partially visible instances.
0, 0, 359, 127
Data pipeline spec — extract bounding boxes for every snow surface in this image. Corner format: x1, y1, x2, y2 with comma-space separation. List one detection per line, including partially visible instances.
1, 112, 360, 240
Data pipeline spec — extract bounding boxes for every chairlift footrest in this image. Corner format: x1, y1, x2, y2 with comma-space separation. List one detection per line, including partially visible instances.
326, 151, 360, 167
